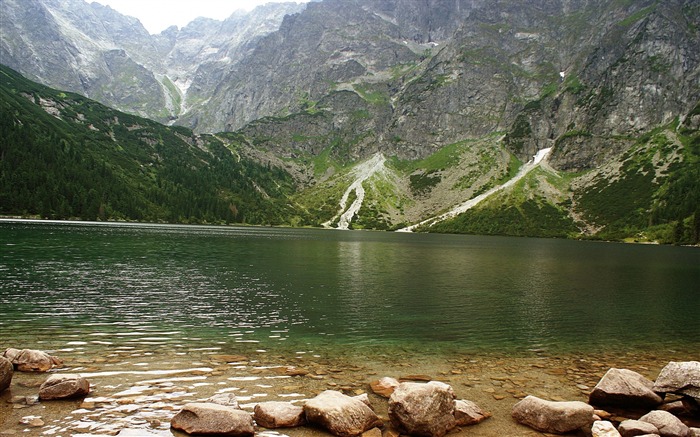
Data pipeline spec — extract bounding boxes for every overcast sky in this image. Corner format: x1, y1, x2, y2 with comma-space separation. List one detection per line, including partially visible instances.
91, 0, 310, 34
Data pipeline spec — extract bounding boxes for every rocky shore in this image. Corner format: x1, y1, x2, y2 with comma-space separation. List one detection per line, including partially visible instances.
1, 347, 699, 437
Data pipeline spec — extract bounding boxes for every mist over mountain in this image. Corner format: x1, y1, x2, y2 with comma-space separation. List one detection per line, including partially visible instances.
1, 0, 699, 242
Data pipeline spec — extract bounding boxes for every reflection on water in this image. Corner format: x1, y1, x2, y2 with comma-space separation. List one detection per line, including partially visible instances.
1, 220, 699, 436
1, 220, 699, 357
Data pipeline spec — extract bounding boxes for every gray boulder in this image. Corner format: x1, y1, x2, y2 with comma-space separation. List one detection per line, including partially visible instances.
171, 403, 254, 436
304, 390, 382, 437
639, 410, 690, 437
653, 362, 700, 401
590, 368, 663, 409
512, 395, 594, 434
454, 399, 491, 426
254, 401, 306, 428
593, 420, 622, 437
388, 381, 456, 437
0, 356, 12, 392
39, 374, 90, 400
3, 348, 62, 372
619, 419, 661, 437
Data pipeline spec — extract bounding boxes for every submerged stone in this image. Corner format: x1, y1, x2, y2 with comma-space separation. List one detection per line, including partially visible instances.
454, 399, 491, 426
39, 374, 90, 400
171, 402, 254, 436
3, 348, 62, 372
206, 393, 240, 408
254, 401, 306, 428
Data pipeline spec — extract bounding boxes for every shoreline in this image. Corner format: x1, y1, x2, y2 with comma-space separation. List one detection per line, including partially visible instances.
4, 217, 699, 247
2, 345, 696, 436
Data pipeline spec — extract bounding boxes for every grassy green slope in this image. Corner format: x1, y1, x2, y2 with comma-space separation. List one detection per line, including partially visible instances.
0, 65, 297, 225
428, 168, 578, 239
424, 117, 699, 244
574, 117, 700, 244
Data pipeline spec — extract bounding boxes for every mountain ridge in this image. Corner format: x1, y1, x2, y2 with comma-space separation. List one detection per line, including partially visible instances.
1, 0, 699, 243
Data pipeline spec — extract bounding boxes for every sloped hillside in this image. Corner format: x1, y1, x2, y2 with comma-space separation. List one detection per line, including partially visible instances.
0, 65, 298, 225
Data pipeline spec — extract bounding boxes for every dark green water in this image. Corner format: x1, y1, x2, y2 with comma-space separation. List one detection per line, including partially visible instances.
1, 220, 698, 358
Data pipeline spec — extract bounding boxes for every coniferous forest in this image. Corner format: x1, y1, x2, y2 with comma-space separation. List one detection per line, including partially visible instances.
0, 65, 298, 225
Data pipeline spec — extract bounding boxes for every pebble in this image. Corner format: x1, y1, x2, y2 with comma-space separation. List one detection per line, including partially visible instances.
594, 409, 612, 420
399, 374, 432, 381
19, 416, 44, 427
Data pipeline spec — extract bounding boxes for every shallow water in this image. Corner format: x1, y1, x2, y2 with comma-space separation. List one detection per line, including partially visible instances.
1, 220, 698, 435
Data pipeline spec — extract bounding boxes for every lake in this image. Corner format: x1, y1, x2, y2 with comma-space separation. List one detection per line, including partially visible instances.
1, 220, 698, 435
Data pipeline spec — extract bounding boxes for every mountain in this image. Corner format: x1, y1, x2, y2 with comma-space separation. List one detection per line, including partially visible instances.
1, 0, 699, 243
0, 64, 298, 224
0, 0, 305, 123
0, 0, 166, 118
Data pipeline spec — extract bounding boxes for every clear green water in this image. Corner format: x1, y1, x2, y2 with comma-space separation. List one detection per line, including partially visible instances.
1, 220, 699, 358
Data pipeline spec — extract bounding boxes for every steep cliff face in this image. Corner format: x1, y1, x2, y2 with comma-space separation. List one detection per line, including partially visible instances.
0, 0, 303, 123
156, 3, 306, 119
196, 0, 699, 169
182, 0, 420, 132
545, 0, 700, 170
0, 0, 168, 119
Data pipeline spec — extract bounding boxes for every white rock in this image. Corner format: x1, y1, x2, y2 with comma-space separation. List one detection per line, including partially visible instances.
593, 420, 622, 437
